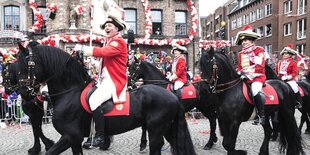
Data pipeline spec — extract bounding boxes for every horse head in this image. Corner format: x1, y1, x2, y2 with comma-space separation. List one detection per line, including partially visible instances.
2, 62, 20, 95
200, 47, 239, 86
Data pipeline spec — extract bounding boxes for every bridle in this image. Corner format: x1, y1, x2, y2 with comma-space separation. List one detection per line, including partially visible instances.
18, 46, 76, 98
18, 47, 40, 96
2, 65, 19, 93
202, 56, 241, 93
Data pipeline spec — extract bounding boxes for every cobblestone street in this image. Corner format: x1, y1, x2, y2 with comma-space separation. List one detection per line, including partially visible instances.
0, 111, 310, 155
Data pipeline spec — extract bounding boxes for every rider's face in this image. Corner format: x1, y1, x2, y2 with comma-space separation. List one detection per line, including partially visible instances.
104, 23, 119, 37
241, 39, 253, 47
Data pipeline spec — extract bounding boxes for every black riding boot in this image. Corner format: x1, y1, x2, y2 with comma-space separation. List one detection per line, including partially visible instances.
92, 106, 105, 148
254, 92, 265, 125
295, 92, 303, 109
175, 88, 183, 100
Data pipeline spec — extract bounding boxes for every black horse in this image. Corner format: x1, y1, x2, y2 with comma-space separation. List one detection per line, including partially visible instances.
128, 59, 219, 150
2, 62, 54, 155
264, 62, 310, 134
199, 47, 304, 155
15, 43, 196, 155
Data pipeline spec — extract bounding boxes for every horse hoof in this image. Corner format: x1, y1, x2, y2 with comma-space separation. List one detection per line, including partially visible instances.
45, 140, 55, 151
228, 150, 247, 155
28, 147, 41, 155
214, 137, 218, 143
203, 145, 212, 150
140, 144, 147, 151
99, 137, 111, 150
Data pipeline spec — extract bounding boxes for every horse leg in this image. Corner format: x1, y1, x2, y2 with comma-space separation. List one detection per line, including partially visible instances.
148, 128, 165, 155
27, 116, 42, 155
304, 113, 310, 134
23, 104, 42, 155
219, 119, 246, 155
203, 114, 217, 150
259, 119, 272, 155
45, 136, 71, 155
140, 125, 148, 151
299, 111, 307, 133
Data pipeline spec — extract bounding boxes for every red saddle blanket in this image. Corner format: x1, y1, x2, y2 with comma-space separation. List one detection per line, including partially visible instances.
80, 82, 130, 116
242, 83, 279, 105
167, 83, 197, 99
298, 86, 305, 97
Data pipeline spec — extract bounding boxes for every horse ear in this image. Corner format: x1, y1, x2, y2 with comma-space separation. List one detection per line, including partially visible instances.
209, 46, 215, 58
17, 42, 26, 52
134, 56, 140, 63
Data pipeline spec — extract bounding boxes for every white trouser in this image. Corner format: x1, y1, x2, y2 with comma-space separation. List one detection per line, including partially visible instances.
89, 77, 114, 111
251, 81, 263, 96
287, 81, 299, 93
174, 80, 184, 90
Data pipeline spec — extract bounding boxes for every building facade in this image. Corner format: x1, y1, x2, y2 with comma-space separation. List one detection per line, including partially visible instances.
201, 0, 309, 67
0, 0, 200, 72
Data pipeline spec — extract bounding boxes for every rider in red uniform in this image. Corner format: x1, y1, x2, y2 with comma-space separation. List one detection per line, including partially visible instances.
275, 44, 302, 108
236, 25, 266, 125
75, 13, 128, 148
168, 43, 187, 99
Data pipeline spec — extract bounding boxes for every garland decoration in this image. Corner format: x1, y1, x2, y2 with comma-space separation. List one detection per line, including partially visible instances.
75, 5, 86, 15
28, 0, 44, 32
135, 0, 198, 46
47, 3, 57, 12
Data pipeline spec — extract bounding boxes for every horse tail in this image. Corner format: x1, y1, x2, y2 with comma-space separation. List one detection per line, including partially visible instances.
170, 107, 196, 155
278, 101, 305, 155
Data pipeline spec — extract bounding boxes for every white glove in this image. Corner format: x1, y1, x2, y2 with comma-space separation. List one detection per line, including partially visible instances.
286, 75, 292, 80
240, 75, 246, 80
83, 46, 94, 56
254, 56, 262, 65
169, 74, 177, 81
166, 72, 171, 79
74, 44, 83, 51
281, 76, 287, 81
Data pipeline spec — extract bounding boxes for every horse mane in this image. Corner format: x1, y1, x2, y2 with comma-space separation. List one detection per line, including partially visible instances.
29, 45, 91, 88
140, 61, 167, 79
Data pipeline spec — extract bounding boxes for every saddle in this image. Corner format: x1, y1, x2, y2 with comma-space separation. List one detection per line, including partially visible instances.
242, 82, 279, 105
80, 81, 130, 116
167, 82, 197, 99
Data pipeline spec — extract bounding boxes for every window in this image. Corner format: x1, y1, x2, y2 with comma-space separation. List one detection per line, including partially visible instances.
231, 19, 237, 30
284, 23, 292, 36
265, 44, 272, 56
33, 7, 47, 33
257, 8, 264, 19
243, 14, 250, 25
237, 17, 242, 28
296, 44, 306, 54
250, 11, 256, 22
151, 10, 162, 35
257, 26, 264, 37
4, 6, 20, 31
175, 11, 187, 36
284, 0, 292, 14
298, 0, 307, 15
124, 9, 137, 34
231, 35, 237, 46
297, 18, 307, 39
265, 4, 272, 16
265, 24, 272, 36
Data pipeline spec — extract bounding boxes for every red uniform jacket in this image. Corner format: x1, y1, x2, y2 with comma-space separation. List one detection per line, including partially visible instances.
172, 56, 187, 84
93, 34, 128, 99
275, 57, 298, 81
237, 46, 266, 83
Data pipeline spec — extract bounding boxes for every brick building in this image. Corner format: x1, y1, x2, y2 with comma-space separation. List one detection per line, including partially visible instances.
201, 0, 309, 60
0, 0, 200, 72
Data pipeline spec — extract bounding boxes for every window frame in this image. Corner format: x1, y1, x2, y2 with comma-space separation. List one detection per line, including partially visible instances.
124, 8, 137, 34
175, 10, 187, 36
4, 5, 20, 31
151, 9, 163, 35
